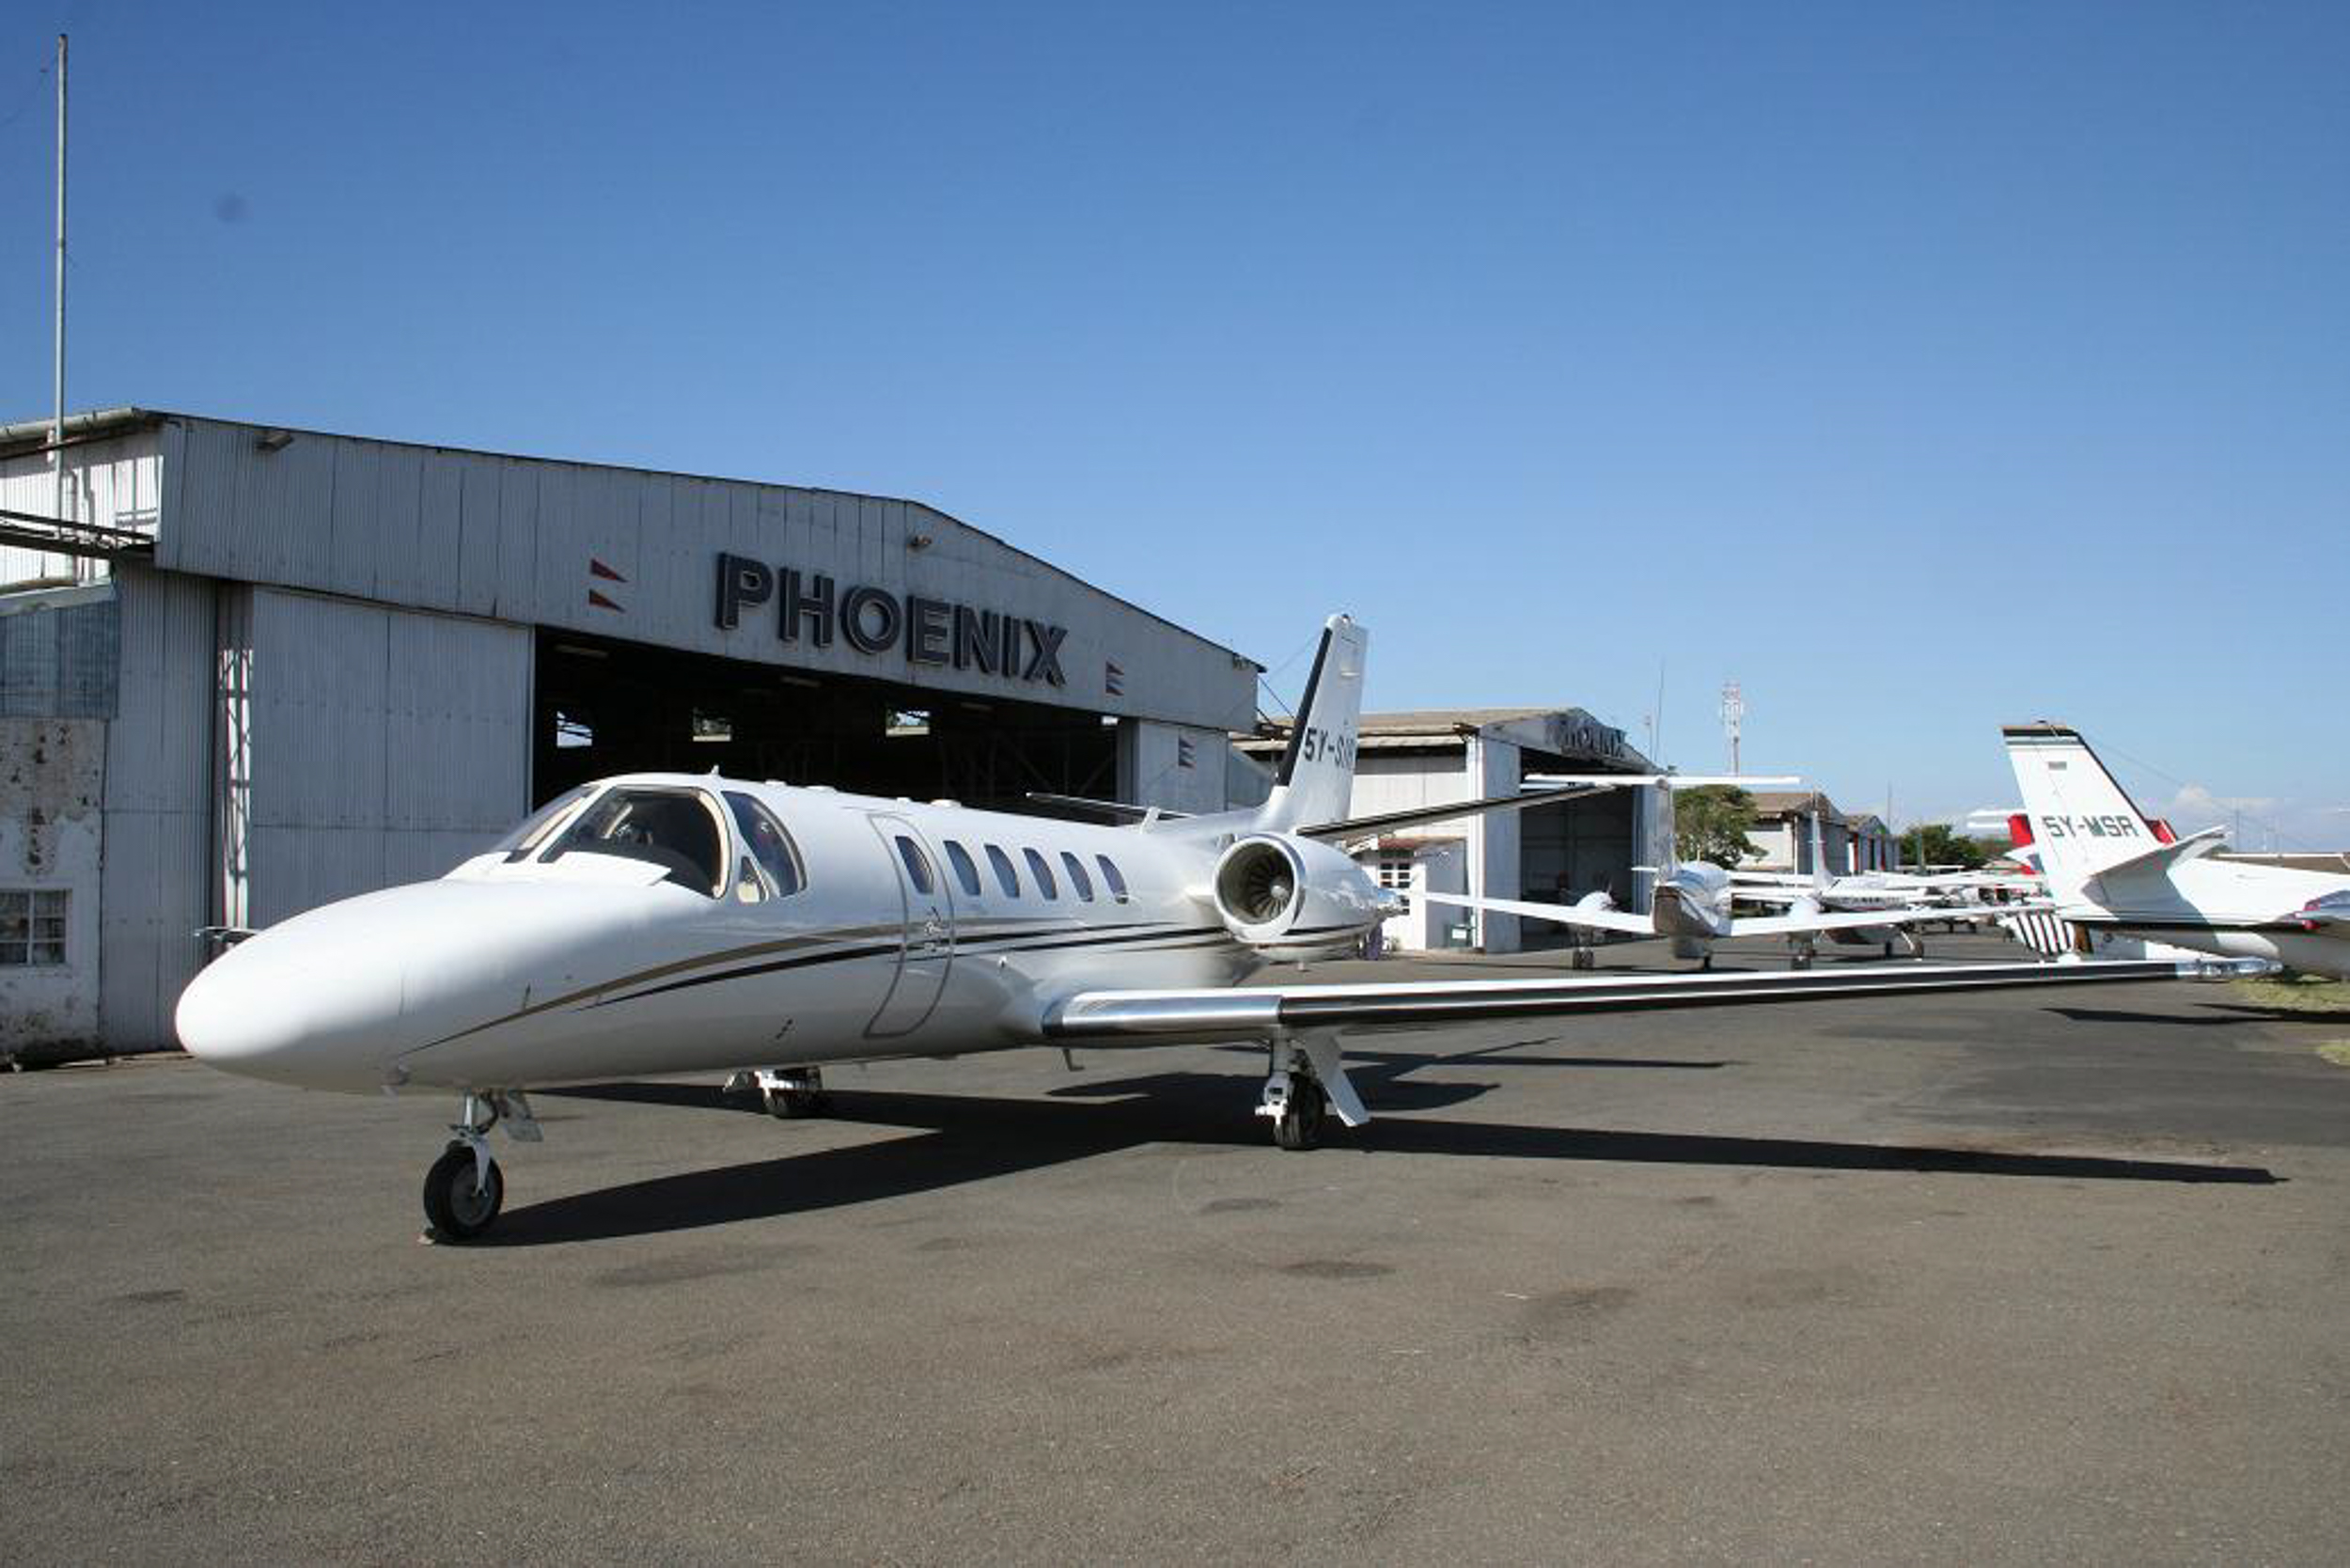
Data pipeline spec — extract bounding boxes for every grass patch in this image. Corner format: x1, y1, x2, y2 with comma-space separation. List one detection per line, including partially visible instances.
2231, 973, 2350, 1015
2317, 1043, 2350, 1069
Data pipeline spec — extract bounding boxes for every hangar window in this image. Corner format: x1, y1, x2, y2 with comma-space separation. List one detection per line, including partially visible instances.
724, 792, 804, 900
1060, 853, 1095, 902
985, 844, 1021, 897
494, 784, 597, 861
1, 888, 69, 966
1095, 855, 1130, 903
894, 836, 936, 896
1023, 848, 1058, 900
541, 788, 726, 896
945, 840, 984, 898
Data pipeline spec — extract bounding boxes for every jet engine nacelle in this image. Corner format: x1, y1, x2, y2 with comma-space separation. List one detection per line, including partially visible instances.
1210, 833, 1390, 958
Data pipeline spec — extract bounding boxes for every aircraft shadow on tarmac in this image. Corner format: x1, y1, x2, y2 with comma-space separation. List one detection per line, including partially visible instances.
2046, 1002, 2350, 1027
518, 1039, 2278, 1247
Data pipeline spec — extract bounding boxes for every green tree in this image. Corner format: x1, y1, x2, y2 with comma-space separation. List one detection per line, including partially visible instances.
1674, 785, 1761, 868
1905, 823, 1993, 870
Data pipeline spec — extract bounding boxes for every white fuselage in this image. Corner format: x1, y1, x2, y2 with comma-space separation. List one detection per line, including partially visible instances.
2057, 857, 2350, 980
175, 775, 1386, 1096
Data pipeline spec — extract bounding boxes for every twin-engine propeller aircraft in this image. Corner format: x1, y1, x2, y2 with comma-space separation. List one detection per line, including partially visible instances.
176, 617, 2261, 1241
2004, 722, 2350, 980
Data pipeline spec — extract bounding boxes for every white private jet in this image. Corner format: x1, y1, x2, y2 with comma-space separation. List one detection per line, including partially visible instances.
2004, 723, 2350, 979
173, 618, 2257, 1241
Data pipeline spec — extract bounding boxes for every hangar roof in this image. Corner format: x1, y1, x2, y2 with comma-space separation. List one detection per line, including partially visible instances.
0, 407, 1259, 732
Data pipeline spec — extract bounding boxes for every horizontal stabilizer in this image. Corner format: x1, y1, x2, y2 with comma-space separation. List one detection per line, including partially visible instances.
1300, 784, 1609, 842
2080, 825, 2227, 898
1026, 792, 1191, 823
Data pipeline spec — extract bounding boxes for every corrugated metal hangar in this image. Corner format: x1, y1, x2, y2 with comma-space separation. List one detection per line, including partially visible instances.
1235, 708, 1671, 954
0, 409, 1258, 1061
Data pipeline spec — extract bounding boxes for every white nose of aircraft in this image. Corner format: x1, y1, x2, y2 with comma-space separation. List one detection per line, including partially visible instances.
177, 880, 653, 1092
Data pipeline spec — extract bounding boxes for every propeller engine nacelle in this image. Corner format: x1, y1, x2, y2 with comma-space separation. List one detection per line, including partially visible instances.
1210, 833, 1392, 958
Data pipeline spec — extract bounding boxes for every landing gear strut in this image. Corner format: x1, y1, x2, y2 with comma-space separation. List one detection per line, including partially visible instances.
422, 1090, 538, 1243
1256, 1036, 1368, 1152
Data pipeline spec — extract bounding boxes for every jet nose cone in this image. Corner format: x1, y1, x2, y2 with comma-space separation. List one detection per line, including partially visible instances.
176, 951, 304, 1065
174, 926, 405, 1090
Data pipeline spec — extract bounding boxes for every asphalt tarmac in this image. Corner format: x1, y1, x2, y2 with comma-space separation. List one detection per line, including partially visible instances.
6, 934, 2349, 1564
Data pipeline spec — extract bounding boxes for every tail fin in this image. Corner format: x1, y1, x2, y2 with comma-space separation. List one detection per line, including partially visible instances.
1807, 810, 1830, 890
1254, 615, 1367, 833
2001, 723, 2162, 902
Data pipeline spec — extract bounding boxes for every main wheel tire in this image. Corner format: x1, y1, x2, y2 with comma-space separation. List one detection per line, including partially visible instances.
423, 1142, 504, 1241
1274, 1081, 1327, 1152
763, 1087, 829, 1119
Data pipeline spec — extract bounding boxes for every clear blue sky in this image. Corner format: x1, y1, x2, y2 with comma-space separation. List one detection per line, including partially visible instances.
5, 3, 2344, 843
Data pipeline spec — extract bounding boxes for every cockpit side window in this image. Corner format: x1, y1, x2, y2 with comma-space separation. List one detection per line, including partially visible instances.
494, 784, 597, 861
541, 787, 726, 896
725, 792, 805, 900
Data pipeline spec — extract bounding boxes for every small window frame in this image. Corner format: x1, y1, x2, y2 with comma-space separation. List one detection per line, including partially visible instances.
895, 835, 937, 897
1023, 848, 1058, 900
944, 839, 984, 898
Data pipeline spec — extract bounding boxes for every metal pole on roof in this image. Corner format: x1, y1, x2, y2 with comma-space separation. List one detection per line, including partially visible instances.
54, 33, 71, 579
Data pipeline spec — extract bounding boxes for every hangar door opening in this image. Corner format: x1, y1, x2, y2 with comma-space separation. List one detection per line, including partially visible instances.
532, 630, 1119, 813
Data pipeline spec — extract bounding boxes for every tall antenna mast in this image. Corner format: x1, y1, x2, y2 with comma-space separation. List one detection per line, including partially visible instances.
1717, 680, 1744, 773
54, 33, 71, 579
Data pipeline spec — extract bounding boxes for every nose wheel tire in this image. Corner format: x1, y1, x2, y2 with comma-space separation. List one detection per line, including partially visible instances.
1273, 1079, 1327, 1151
762, 1086, 829, 1119
423, 1142, 505, 1242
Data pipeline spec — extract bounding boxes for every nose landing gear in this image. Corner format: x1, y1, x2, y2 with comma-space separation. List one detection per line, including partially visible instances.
422, 1090, 539, 1243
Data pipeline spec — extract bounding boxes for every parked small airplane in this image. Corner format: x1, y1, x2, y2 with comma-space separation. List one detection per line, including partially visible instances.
1422, 808, 2029, 966
172, 619, 2257, 1240
2004, 722, 2350, 979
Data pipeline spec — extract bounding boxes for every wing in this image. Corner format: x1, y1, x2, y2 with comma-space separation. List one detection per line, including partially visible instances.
1728, 904, 2042, 937
1417, 889, 1655, 936
1042, 957, 2260, 1043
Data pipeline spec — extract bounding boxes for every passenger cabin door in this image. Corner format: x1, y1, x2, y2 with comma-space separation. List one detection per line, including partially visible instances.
865, 813, 955, 1038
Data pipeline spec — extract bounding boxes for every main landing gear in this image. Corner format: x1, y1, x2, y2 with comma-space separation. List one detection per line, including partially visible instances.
422, 1090, 539, 1243
1256, 1036, 1370, 1152
757, 1067, 828, 1120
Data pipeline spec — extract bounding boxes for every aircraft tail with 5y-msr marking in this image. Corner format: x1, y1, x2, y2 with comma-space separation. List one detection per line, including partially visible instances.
2001, 723, 2202, 903
1253, 615, 1368, 834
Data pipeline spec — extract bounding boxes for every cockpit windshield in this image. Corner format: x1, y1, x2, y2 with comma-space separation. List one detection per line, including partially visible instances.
541, 788, 726, 896
492, 784, 597, 860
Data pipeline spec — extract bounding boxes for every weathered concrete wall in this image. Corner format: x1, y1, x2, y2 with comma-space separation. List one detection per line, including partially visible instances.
0, 717, 105, 1062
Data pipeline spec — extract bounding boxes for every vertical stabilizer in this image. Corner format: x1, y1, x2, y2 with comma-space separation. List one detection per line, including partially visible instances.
1808, 809, 1830, 891
1255, 616, 1368, 833
2001, 723, 2161, 902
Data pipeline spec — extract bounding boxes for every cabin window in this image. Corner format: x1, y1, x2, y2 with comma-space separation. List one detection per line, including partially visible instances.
541, 788, 726, 896
945, 840, 984, 898
494, 784, 596, 861
0, 888, 69, 966
895, 836, 936, 896
985, 844, 1021, 897
1096, 855, 1130, 903
1024, 848, 1058, 900
1060, 852, 1095, 902
724, 792, 805, 900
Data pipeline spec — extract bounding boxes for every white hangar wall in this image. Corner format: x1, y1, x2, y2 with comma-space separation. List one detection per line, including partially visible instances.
223, 587, 532, 929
